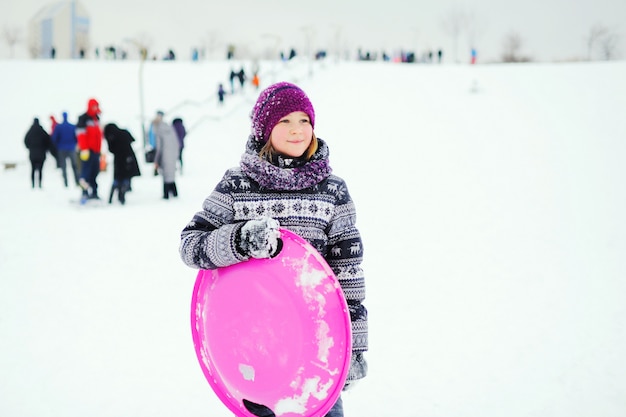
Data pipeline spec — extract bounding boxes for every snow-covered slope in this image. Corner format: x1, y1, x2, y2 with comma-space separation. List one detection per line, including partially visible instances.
1, 58, 626, 417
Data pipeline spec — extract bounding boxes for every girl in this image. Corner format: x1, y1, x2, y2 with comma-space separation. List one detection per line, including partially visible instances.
179, 82, 368, 417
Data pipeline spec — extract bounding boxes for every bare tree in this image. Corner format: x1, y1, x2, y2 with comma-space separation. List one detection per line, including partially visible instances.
441, 8, 466, 63
585, 23, 621, 61
124, 33, 153, 60
501, 31, 531, 62
600, 32, 620, 60
586, 24, 609, 60
442, 8, 485, 63
464, 10, 486, 55
203, 30, 220, 60
3, 25, 21, 58
28, 43, 41, 59
332, 25, 343, 62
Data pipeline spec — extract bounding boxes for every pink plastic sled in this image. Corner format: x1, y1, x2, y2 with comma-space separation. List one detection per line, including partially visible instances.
191, 228, 352, 416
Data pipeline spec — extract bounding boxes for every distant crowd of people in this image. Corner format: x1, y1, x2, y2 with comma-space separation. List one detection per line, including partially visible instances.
216, 66, 260, 107
24, 99, 187, 205
45, 43, 454, 64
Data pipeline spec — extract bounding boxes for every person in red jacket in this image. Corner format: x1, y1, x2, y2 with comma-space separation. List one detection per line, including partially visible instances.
76, 98, 103, 202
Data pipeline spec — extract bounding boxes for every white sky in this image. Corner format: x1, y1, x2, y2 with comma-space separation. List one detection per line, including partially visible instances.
1, 0, 626, 61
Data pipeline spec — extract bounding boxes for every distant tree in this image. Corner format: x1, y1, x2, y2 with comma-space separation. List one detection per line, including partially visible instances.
501, 31, 531, 63
332, 25, 343, 62
463, 10, 486, 63
203, 31, 220, 60
137, 34, 153, 60
28, 43, 41, 59
261, 33, 282, 60
441, 8, 466, 63
124, 33, 153, 60
586, 24, 609, 60
441, 7, 485, 64
2, 25, 21, 58
600, 32, 620, 60
585, 23, 621, 61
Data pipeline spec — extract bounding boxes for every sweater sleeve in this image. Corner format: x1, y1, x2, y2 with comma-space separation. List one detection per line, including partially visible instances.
179, 171, 248, 269
325, 179, 368, 359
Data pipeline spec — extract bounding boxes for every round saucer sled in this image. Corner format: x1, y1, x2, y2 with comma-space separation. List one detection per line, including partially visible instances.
191, 228, 352, 416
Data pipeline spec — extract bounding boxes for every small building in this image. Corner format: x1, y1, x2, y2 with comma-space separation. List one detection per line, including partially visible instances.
28, 0, 90, 59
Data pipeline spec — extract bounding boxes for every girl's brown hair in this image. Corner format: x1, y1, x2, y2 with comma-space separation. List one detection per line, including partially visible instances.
258, 133, 318, 161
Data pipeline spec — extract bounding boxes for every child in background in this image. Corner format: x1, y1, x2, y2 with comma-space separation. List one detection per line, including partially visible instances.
76, 98, 103, 202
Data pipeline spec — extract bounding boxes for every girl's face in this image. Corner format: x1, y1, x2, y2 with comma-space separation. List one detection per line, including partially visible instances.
269, 111, 313, 158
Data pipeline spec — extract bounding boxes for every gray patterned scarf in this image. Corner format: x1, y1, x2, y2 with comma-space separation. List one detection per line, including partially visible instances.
240, 136, 332, 191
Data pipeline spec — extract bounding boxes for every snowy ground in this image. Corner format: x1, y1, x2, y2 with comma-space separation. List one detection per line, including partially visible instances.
1, 58, 626, 417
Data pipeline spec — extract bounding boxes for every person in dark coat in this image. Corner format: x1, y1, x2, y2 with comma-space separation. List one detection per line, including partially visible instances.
237, 67, 246, 89
51, 111, 79, 187
24, 117, 53, 188
229, 69, 237, 93
103, 123, 141, 204
218, 83, 226, 106
172, 118, 187, 174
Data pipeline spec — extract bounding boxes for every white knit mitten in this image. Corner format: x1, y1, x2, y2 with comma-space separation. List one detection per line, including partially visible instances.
238, 216, 280, 259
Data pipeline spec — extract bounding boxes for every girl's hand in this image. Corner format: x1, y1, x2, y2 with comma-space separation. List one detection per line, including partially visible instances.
343, 352, 368, 391
237, 216, 280, 259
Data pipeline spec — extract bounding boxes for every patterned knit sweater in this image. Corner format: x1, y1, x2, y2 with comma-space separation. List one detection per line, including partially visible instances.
179, 137, 368, 382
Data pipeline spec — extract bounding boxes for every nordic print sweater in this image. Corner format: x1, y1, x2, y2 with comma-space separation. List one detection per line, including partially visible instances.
179, 137, 368, 382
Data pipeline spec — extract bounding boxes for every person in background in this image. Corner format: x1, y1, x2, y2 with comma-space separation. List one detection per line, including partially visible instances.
152, 111, 179, 199
229, 69, 236, 94
217, 83, 226, 106
49, 114, 59, 167
103, 123, 141, 205
172, 117, 187, 174
49, 114, 58, 134
51, 111, 79, 187
24, 117, 53, 189
237, 67, 246, 90
179, 82, 368, 417
76, 98, 103, 203
146, 117, 158, 174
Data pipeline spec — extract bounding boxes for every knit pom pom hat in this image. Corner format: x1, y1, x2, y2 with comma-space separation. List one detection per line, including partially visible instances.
250, 82, 315, 144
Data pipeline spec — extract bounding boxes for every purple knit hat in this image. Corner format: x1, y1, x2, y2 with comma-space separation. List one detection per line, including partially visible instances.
250, 82, 315, 143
